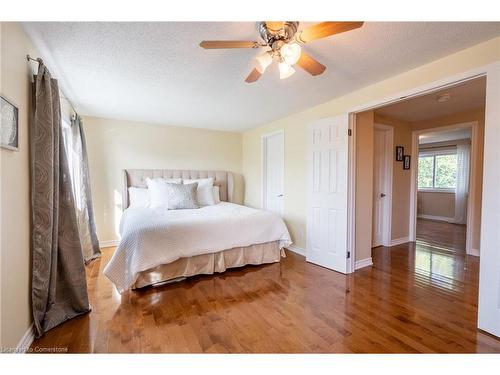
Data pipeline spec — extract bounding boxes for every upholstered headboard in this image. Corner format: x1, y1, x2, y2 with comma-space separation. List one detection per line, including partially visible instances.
122, 169, 234, 209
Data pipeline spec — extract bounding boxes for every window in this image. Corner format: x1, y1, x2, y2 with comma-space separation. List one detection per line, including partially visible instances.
418, 151, 457, 191
62, 119, 82, 210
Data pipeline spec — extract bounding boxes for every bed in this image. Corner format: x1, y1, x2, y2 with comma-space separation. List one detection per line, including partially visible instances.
103, 169, 292, 292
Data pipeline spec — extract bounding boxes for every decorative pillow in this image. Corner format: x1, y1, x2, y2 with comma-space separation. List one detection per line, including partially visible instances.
128, 187, 149, 208
213, 186, 221, 204
183, 178, 215, 206
165, 182, 199, 210
145, 177, 182, 208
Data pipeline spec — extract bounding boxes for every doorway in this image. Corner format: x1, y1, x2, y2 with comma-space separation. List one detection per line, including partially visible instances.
262, 130, 284, 216
412, 124, 477, 254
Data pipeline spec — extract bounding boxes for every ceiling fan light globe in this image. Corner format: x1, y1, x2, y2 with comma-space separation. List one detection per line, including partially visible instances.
279, 62, 295, 79
255, 52, 273, 73
280, 43, 301, 65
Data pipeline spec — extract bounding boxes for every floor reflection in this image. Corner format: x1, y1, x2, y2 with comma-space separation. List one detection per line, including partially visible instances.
413, 241, 468, 291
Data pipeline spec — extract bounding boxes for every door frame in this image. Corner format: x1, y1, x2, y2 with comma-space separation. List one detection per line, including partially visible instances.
410, 121, 479, 255
346, 61, 498, 274
372, 123, 394, 248
261, 129, 285, 215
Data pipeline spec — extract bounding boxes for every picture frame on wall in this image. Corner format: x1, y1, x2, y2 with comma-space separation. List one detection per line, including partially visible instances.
396, 146, 404, 161
403, 155, 411, 170
1, 95, 19, 151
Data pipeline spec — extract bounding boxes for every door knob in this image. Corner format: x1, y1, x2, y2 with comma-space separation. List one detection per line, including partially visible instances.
380, 193, 386, 198
277, 194, 284, 197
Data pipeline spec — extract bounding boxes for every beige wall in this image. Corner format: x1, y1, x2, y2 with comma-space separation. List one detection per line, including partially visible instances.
418, 191, 455, 218
355, 111, 374, 260
242, 36, 499, 261
83, 116, 243, 243
0, 22, 39, 348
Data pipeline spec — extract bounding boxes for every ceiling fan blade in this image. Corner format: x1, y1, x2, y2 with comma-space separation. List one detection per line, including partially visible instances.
296, 52, 326, 76
265, 21, 285, 32
245, 68, 262, 83
199, 40, 259, 49
298, 22, 364, 43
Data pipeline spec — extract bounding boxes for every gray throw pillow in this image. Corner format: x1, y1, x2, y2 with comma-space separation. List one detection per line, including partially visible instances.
165, 182, 199, 209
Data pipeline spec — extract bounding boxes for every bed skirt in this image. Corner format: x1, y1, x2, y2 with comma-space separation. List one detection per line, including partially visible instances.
132, 241, 285, 289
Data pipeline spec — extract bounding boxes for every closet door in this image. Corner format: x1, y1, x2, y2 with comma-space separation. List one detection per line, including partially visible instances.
306, 115, 349, 273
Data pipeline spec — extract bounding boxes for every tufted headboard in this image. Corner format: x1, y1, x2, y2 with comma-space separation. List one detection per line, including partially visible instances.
122, 169, 234, 209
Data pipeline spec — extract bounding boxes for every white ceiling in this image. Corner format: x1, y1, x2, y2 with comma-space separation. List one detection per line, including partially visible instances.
375, 76, 486, 122
419, 128, 472, 144
22, 22, 500, 132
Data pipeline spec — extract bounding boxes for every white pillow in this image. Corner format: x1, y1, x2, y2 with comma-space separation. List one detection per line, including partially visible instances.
128, 187, 150, 208
145, 177, 182, 208
183, 178, 215, 206
213, 186, 221, 204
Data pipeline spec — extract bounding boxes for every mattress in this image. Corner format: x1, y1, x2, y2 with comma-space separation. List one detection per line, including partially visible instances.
104, 202, 292, 292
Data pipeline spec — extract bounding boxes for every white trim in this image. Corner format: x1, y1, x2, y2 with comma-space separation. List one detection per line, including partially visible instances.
355, 257, 373, 270
286, 245, 306, 256
417, 214, 455, 223
347, 113, 357, 274
261, 129, 284, 215
470, 248, 480, 257
16, 323, 35, 353
99, 239, 120, 248
391, 237, 411, 247
373, 123, 393, 248
478, 63, 500, 337
410, 121, 479, 255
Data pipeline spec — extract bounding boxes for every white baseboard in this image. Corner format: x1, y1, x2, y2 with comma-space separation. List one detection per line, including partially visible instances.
286, 245, 306, 256
418, 214, 455, 223
355, 257, 373, 270
99, 239, 120, 248
16, 323, 35, 353
469, 248, 480, 257
391, 236, 410, 246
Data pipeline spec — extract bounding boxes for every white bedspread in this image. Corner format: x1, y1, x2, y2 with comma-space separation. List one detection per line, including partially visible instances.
104, 202, 292, 292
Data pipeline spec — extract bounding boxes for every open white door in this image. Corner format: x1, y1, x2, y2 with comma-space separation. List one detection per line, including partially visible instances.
262, 131, 284, 216
306, 115, 349, 273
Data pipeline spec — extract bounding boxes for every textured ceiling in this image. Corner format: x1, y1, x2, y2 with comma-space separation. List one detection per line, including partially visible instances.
22, 22, 500, 131
376, 77, 486, 122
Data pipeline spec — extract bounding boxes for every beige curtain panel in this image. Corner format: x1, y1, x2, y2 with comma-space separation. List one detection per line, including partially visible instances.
30, 60, 91, 337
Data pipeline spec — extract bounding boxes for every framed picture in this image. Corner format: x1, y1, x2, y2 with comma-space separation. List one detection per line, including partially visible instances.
403, 155, 411, 170
1, 95, 19, 151
396, 146, 404, 161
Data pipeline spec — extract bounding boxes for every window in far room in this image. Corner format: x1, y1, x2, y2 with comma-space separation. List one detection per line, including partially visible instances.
418, 150, 457, 191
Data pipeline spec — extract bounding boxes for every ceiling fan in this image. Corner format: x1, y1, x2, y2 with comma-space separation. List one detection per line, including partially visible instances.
199, 21, 364, 83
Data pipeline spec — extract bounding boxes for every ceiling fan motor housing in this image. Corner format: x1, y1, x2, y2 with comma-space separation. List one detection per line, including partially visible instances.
258, 21, 299, 47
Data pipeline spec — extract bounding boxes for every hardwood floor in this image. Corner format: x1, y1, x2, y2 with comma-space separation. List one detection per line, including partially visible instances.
30, 243, 500, 353
416, 218, 466, 252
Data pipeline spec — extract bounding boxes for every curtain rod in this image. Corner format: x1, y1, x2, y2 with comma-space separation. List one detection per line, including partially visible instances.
26, 54, 79, 120
26, 54, 40, 63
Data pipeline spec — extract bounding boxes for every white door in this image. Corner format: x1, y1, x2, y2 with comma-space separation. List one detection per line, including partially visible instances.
306, 115, 349, 273
262, 131, 284, 216
372, 126, 392, 247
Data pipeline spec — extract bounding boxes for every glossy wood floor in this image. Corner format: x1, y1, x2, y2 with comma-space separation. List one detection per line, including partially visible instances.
31, 243, 500, 353
416, 218, 466, 252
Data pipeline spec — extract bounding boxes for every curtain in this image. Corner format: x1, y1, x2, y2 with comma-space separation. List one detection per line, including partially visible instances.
454, 142, 470, 225
30, 60, 91, 337
66, 115, 101, 262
